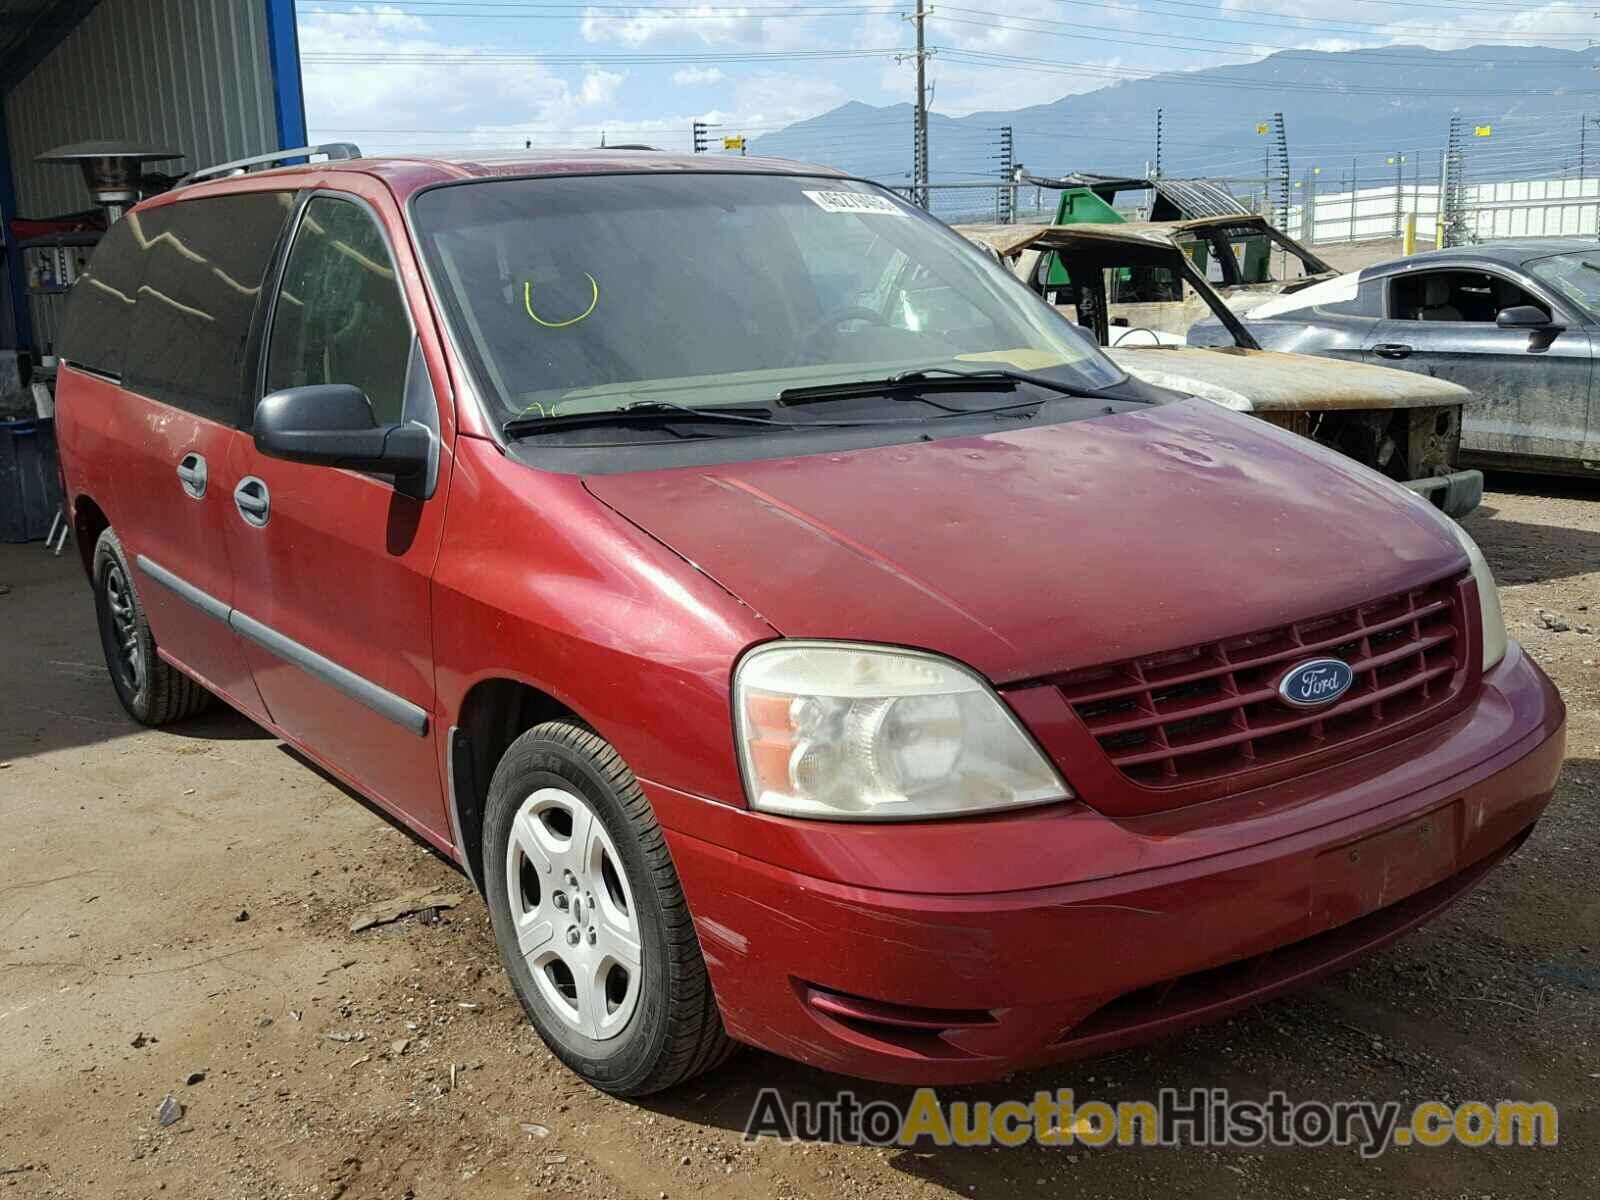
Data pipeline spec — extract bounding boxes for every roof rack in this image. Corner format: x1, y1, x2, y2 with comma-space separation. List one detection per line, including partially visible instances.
175, 143, 362, 187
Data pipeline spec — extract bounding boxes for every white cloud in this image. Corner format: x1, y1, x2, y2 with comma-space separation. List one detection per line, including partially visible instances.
672, 66, 727, 86
580, 5, 754, 48
301, 3, 428, 34
729, 70, 849, 130
580, 69, 627, 106
300, 9, 630, 152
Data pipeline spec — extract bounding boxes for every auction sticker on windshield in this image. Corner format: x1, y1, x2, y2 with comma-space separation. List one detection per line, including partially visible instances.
803, 190, 904, 215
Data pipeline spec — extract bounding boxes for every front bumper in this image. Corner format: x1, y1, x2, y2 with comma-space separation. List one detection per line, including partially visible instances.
1404, 468, 1484, 518
652, 643, 1565, 1084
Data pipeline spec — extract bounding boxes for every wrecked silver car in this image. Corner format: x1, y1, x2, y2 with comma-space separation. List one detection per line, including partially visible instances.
960, 221, 1482, 516
1189, 241, 1600, 479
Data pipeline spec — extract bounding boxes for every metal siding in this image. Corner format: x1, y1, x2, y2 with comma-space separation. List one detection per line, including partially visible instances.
5, 0, 278, 347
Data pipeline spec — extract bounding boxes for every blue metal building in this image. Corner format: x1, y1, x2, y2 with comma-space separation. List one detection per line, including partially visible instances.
0, 0, 306, 350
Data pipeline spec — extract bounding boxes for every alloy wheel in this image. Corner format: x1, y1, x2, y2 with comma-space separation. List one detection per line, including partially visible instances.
504, 786, 642, 1040
102, 561, 143, 693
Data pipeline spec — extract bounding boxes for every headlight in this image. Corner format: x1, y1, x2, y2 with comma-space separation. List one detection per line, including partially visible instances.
1446, 522, 1507, 670
734, 641, 1070, 821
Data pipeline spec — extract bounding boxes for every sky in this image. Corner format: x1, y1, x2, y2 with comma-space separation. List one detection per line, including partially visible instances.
297, 2, 1600, 157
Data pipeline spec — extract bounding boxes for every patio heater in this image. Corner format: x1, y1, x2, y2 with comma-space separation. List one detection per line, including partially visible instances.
36, 141, 183, 223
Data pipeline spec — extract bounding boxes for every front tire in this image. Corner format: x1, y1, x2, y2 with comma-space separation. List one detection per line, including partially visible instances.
92, 528, 210, 726
482, 719, 736, 1095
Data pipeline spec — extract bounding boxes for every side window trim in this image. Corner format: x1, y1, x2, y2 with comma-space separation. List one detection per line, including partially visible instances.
255, 190, 419, 410
1382, 265, 1576, 325
239, 187, 312, 431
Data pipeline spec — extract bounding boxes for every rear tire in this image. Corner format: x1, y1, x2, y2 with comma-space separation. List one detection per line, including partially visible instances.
483, 719, 737, 1095
92, 528, 210, 726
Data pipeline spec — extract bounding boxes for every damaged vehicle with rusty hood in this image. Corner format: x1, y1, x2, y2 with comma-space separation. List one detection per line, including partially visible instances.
57, 153, 1564, 1096
960, 221, 1483, 516
1019, 170, 1339, 323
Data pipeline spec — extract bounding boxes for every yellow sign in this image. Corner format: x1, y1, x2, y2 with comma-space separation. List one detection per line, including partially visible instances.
723, 135, 746, 151
1475, 125, 1492, 138
1255, 123, 1269, 135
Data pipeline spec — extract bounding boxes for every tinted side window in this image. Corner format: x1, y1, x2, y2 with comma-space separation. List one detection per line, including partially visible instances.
60, 215, 146, 377
1388, 270, 1546, 324
266, 196, 411, 425
122, 192, 294, 424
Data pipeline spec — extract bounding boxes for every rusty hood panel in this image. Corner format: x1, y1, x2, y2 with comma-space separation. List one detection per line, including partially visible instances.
584, 398, 1466, 684
1105, 347, 1471, 414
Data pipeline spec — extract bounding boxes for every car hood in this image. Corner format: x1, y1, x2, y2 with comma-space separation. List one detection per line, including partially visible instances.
1106, 346, 1470, 413
583, 398, 1466, 684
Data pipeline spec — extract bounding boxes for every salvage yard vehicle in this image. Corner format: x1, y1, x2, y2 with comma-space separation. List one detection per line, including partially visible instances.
1194, 240, 1600, 477
1019, 171, 1338, 318
960, 221, 1482, 516
56, 148, 1565, 1096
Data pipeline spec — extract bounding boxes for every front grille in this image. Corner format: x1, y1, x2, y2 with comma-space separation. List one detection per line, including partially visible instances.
1055, 575, 1468, 790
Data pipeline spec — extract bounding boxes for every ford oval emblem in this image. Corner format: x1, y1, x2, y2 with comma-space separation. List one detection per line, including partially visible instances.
1277, 657, 1354, 708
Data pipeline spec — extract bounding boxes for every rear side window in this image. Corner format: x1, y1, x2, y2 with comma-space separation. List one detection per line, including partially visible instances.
122, 192, 294, 424
265, 195, 412, 425
60, 216, 144, 377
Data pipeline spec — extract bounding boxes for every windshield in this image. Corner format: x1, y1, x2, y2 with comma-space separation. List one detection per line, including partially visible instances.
1526, 253, 1600, 319
410, 173, 1125, 424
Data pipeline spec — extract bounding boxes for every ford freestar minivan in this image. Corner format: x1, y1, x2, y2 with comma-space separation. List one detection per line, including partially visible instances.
55, 149, 1566, 1096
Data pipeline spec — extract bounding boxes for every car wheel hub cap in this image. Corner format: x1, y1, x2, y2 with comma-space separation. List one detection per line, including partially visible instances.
504, 786, 641, 1040
103, 564, 142, 691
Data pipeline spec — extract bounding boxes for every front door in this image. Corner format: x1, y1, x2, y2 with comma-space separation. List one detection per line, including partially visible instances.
1363, 266, 1594, 467
222, 188, 454, 843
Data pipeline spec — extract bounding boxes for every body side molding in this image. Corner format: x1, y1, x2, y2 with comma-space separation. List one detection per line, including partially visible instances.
135, 554, 429, 737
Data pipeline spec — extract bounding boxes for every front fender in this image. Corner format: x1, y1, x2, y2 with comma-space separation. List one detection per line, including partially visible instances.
430, 436, 776, 808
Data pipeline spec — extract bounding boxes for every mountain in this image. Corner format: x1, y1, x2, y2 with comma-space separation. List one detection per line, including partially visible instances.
749, 44, 1600, 217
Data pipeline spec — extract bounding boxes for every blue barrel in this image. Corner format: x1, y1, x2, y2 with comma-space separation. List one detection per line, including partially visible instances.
0, 418, 63, 542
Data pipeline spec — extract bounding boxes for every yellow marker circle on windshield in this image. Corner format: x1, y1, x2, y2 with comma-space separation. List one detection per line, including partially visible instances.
524, 275, 599, 328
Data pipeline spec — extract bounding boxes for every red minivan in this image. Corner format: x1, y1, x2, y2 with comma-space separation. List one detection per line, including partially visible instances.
55, 149, 1566, 1095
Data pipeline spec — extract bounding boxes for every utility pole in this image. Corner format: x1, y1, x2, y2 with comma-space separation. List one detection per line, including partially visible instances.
899, 0, 931, 208
1154, 107, 1163, 179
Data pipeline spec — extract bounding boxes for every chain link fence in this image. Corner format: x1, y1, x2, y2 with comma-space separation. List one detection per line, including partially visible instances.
878, 112, 1600, 249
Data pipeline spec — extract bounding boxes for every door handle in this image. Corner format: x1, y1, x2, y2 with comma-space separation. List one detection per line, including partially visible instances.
233, 476, 270, 527
1373, 343, 1413, 360
176, 453, 207, 499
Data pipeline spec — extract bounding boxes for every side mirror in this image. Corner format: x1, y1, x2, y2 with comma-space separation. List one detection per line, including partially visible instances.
254, 384, 432, 495
1496, 304, 1561, 331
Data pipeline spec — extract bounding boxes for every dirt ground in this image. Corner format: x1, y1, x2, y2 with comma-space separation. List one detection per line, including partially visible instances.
1, 477, 1596, 1199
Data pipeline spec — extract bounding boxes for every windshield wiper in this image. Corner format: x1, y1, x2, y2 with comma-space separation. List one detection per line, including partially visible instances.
504, 399, 908, 441
776, 366, 1120, 407
505, 400, 795, 440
